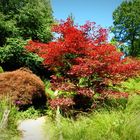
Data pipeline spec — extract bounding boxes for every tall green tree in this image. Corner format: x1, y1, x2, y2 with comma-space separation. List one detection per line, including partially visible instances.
112, 0, 140, 56
16, 0, 54, 42
0, 0, 27, 16
0, 0, 53, 46
0, 13, 18, 46
0, 0, 54, 74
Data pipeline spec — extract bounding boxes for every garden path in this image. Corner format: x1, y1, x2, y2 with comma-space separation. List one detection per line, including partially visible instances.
18, 116, 46, 140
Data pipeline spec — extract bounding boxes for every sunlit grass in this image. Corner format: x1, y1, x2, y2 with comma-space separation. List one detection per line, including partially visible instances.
0, 98, 20, 140
44, 94, 140, 140
113, 77, 140, 94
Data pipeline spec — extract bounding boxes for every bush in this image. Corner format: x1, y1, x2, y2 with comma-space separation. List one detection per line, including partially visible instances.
0, 38, 48, 76
113, 77, 140, 94
0, 68, 46, 109
0, 66, 4, 73
48, 76, 94, 112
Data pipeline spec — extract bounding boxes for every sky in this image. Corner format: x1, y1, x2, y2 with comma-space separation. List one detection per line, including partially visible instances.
51, 0, 123, 28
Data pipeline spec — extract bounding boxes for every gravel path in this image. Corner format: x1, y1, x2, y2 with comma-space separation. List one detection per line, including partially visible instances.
18, 117, 46, 140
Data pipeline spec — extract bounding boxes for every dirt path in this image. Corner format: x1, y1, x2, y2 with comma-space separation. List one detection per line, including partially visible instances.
18, 117, 46, 140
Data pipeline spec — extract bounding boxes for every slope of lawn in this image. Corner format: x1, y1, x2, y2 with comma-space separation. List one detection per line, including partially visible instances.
44, 94, 140, 140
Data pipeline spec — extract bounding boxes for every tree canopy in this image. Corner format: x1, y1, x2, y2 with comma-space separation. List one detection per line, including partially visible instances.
0, 0, 54, 46
112, 0, 140, 56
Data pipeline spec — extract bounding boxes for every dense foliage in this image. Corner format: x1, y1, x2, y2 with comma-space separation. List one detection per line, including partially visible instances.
0, 38, 47, 75
15, 0, 53, 42
0, 68, 46, 109
26, 18, 140, 112
112, 0, 140, 56
0, 1, 140, 139
0, 0, 53, 46
0, 13, 18, 46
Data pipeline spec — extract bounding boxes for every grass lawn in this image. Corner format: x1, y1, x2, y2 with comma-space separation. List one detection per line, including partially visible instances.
44, 95, 140, 140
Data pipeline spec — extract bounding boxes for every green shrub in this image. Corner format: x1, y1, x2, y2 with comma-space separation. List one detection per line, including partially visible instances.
0, 66, 4, 73
0, 38, 45, 75
112, 77, 140, 94
121, 77, 140, 94
16, 107, 47, 120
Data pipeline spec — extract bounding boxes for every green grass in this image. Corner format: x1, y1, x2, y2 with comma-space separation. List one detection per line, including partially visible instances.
113, 77, 140, 94
0, 99, 20, 140
44, 94, 140, 140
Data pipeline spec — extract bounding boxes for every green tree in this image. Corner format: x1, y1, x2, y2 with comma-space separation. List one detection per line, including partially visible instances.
0, 0, 27, 16
16, 0, 53, 42
0, 12, 18, 46
0, 0, 53, 46
0, 0, 53, 75
112, 0, 140, 56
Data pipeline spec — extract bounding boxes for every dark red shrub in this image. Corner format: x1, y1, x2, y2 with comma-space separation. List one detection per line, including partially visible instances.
73, 87, 94, 111
49, 97, 75, 111
0, 68, 46, 109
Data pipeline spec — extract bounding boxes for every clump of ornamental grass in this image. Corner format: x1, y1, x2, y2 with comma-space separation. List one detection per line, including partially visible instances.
0, 97, 20, 140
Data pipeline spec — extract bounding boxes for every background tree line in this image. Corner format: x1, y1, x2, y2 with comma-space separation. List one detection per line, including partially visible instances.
112, 0, 140, 57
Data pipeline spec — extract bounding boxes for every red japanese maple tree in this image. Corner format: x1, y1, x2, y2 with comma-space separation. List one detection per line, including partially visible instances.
25, 18, 140, 111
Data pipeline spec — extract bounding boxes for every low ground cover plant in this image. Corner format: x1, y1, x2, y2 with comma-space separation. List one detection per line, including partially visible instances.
112, 77, 140, 94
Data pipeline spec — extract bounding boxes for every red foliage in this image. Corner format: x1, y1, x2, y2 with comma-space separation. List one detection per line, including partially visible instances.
25, 18, 108, 70
25, 18, 140, 81
25, 18, 140, 110
76, 87, 94, 98
50, 75, 76, 91
49, 97, 75, 110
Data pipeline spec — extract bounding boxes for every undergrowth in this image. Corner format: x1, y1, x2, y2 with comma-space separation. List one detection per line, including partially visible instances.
44, 94, 140, 140
0, 77, 140, 140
